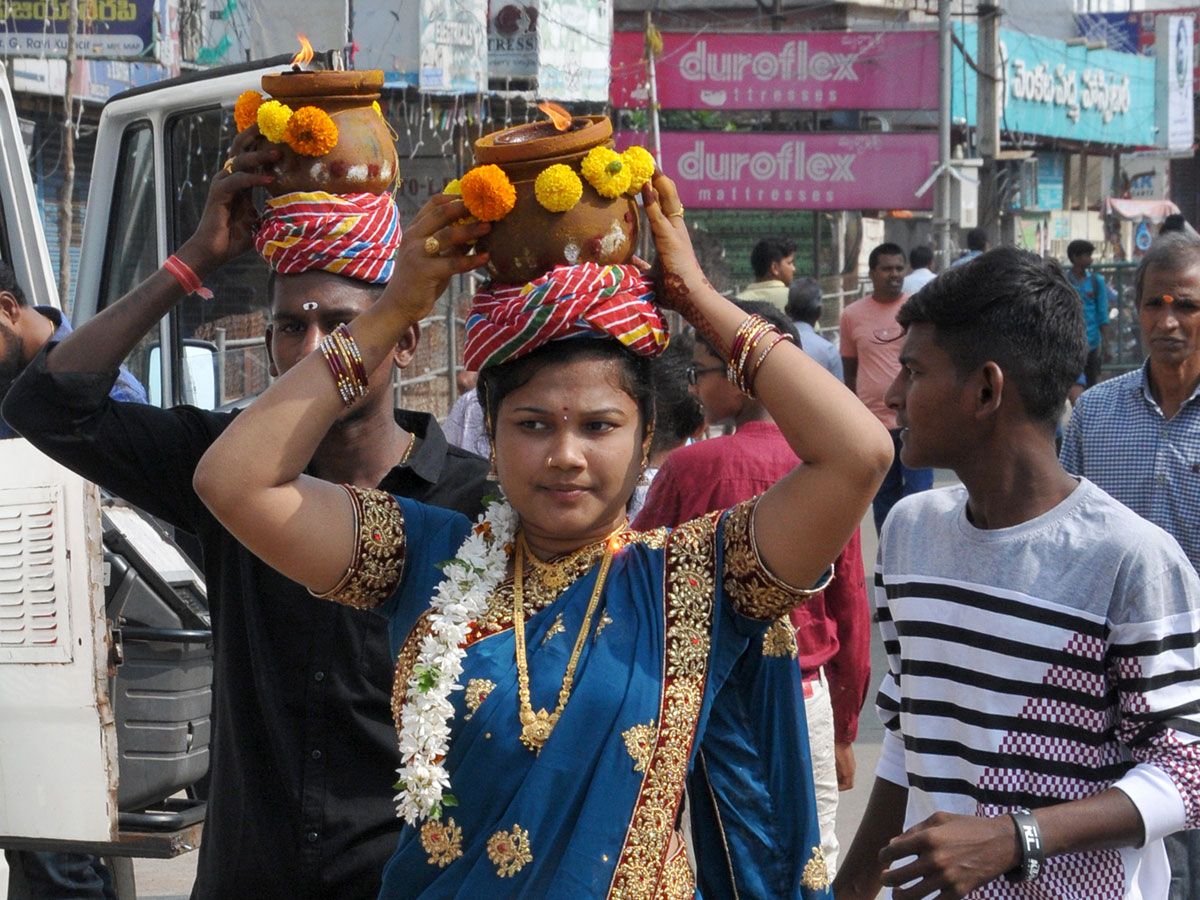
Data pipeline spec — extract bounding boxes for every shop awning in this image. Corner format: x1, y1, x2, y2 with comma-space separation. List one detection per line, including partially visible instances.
1104, 198, 1182, 223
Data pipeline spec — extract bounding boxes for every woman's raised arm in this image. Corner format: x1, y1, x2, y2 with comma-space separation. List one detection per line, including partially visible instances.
642, 173, 893, 591
192, 196, 490, 592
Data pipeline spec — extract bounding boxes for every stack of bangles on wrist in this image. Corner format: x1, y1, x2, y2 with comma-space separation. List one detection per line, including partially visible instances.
319, 323, 369, 407
1006, 808, 1045, 883
726, 314, 795, 396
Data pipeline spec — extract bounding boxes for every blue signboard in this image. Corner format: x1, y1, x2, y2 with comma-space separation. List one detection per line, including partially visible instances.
0, 0, 156, 58
952, 23, 1157, 147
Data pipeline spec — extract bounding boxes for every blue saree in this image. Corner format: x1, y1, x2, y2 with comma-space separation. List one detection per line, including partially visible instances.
330, 490, 831, 900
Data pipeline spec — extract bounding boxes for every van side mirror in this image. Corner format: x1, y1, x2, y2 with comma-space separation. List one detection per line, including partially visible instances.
147, 341, 218, 409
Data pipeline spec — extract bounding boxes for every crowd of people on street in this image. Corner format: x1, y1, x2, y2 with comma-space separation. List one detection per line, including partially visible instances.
1, 115, 1199, 900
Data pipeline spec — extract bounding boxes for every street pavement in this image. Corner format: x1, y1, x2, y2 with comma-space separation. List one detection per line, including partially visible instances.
124, 475, 962, 899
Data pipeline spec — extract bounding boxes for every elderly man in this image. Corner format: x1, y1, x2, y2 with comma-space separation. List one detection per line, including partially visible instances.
1060, 230, 1200, 900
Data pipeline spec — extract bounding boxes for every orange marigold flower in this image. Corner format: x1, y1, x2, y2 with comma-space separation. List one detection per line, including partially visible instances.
460, 164, 516, 221
234, 90, 263, 132
285, 106, 339, 157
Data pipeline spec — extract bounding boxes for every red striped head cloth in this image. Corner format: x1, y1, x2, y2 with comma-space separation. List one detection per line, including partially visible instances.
254, 191, 401, 284
462, 263, 669, 371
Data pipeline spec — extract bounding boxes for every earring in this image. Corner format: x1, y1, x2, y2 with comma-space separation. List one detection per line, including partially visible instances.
487, 447, 500, 482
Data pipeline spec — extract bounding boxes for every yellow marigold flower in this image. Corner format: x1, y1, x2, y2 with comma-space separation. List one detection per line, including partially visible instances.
580, 146, 632, 199
285, 106, 339, 157
257, 100, 294, 144
443, 178, 462, 195
622, 146, 655, 193
460, 164, 516, 221
234, 90, 263, 132
534, 164, 583, 212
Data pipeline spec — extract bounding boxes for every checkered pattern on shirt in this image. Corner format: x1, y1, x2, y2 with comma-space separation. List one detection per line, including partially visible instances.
1060, 364, 1200, 572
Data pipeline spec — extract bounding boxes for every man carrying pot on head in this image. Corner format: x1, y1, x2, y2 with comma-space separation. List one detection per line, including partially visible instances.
3, 112, 490, 899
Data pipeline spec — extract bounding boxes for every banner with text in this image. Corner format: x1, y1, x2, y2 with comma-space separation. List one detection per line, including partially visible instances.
611, 30, 938, 111
1, 0, 155, 58
615, 131, 938, 210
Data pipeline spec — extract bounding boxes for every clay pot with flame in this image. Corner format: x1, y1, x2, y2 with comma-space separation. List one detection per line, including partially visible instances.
257, 39, 398, 196
473, 112, 639, 285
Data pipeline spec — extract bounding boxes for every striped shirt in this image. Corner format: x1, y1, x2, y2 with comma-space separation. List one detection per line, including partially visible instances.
1060, 363, 1200, 573
875, 481, 1200, 899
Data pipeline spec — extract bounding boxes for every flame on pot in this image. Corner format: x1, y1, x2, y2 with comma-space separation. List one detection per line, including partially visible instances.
291, 34, 315, 69
537, 101, 572, 132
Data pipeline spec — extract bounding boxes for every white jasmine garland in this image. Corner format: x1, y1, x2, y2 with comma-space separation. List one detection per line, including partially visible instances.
394, 498, 517, 825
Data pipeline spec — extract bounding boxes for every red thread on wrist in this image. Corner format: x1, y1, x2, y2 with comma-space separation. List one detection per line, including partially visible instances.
163, 255, 214, 300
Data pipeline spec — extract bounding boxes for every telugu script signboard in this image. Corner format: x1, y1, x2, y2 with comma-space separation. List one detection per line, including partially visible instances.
1, 0, 155, 58
615, 131, 938, 211
952, 23, 1157, 147
611, 31, 938, 111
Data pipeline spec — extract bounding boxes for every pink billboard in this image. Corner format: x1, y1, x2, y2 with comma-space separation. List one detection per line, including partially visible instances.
611, 31, 938, 111
615, 132, 938, 211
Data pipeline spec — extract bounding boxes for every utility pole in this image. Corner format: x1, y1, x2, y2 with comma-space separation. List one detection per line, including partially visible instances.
977, 4, 1000, 245
58, 0, 78, 312
933, 0, 952, 270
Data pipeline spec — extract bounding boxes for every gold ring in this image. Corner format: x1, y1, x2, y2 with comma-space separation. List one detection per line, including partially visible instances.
222, 157, 235, 174
667, 205, 685, 219
424, 236, 441, 257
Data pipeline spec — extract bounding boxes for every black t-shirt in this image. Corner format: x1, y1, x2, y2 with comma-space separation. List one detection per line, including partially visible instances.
3, 346, 490, 900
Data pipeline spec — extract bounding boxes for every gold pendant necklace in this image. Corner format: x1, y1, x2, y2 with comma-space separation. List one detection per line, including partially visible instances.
513, 529, 617, 753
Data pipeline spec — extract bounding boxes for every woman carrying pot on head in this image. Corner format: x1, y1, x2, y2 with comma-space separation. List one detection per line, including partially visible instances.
193, 172, 893, 900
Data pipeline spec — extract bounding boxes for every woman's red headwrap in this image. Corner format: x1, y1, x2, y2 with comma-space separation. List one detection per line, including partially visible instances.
462, 263, 669, 371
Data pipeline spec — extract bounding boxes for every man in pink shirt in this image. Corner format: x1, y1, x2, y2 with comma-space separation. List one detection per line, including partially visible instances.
841, 242, 933, 532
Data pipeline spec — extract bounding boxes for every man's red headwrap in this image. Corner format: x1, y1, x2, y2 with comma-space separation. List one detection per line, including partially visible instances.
254, 190, 401, 284
462, 263, 669, 371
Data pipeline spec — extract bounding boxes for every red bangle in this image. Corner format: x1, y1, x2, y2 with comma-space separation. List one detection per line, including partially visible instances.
163, 255, 214, 299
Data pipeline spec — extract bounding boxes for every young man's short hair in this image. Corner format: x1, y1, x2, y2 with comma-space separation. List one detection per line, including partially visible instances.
749, 238, 796, 280
785, 278, 823, 325
909, 246, 934, 270
896, 247, 1087, 426
1134, 231, 1200, 306
868, 242, 906, 270
965, 228, 988, 252
1066, 239, 1094, 262
0, 262, 29, 306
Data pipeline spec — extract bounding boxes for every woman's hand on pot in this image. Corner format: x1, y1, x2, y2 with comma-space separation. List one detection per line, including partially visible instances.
178, 127, 277, 278
640, 171, 706, 314
378, 194, 490, 326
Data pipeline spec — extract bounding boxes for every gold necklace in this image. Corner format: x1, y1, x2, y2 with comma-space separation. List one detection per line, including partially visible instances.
513, 530, 616, 753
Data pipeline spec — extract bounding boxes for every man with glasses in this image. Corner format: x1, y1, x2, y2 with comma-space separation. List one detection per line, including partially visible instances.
841, 242, 932, 532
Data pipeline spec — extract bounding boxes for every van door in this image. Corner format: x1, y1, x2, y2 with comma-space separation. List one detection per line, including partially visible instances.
0, 63, 117, 844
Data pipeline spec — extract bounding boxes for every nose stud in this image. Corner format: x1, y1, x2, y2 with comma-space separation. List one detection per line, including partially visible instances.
546, 456, 554, 467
